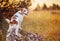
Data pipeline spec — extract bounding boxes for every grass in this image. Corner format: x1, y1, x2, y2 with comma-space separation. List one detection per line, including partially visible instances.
0, 10, 60, 41
22, 10, 60, 41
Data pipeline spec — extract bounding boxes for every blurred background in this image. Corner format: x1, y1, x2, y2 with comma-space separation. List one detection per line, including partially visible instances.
0, 0, 60, 41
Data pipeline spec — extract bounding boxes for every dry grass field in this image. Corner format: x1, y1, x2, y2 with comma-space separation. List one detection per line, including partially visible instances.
0, 10, 60, 41
22, 10, 60, 41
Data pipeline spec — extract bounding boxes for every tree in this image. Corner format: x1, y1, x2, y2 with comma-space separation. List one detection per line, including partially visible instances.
52, 3, 57, 10
56, 4, 60, 10
52, 3, 60, 10
0, 0, 31, 29
0, 0, 32, 22
34, 4, 40, 11
0, 8, 4, 29
42, 4, 47, 10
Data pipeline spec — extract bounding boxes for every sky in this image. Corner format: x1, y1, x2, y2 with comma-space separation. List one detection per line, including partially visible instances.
28, 0, 60, 10
31, 0, 60, 6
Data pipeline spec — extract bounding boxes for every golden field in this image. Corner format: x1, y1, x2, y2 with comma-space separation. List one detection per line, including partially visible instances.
0, 10, 60, 41
22, 10, 60, 41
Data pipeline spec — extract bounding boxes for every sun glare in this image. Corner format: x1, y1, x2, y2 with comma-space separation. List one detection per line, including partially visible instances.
29, 0, 60, 10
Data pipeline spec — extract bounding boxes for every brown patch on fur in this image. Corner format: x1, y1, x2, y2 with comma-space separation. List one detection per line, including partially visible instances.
10, 20, 18, 25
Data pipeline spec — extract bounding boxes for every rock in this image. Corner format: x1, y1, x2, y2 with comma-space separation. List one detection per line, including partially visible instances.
6, 29, 44, 41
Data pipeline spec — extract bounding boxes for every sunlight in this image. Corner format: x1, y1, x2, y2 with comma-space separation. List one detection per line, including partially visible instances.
28, 0, 37, 11
29, 0, 60, 10
9, 0, 60, 11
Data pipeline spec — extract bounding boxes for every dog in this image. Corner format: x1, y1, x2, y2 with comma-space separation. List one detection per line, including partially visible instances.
5, 8, 29, 38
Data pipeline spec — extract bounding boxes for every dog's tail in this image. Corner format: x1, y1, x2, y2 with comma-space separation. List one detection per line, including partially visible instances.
5, 19, 10, 24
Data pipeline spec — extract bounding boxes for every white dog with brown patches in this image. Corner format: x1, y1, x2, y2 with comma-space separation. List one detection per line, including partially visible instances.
5, 8, 29, 38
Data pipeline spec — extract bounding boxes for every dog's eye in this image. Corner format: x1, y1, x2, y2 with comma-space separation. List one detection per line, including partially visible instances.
24, 10, 26, 12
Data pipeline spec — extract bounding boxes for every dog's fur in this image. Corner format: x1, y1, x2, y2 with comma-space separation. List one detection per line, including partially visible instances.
6, 8, 29, 41
6, 13, 23, 38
